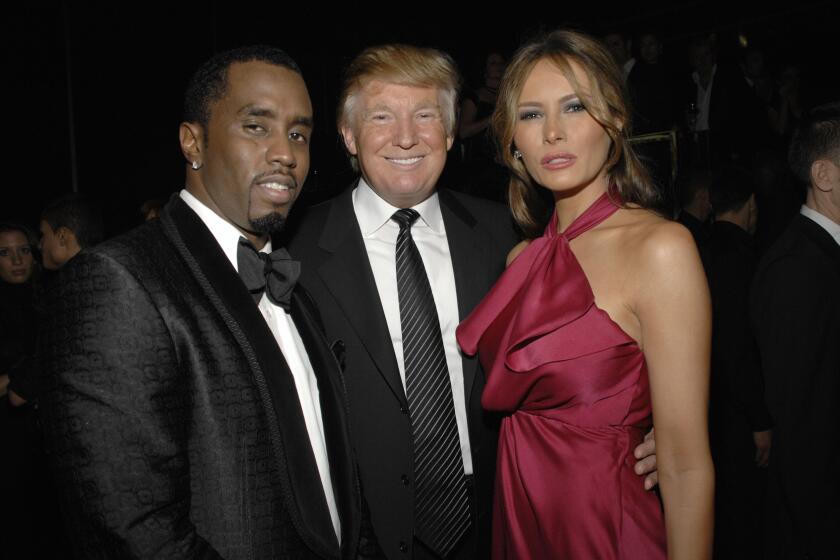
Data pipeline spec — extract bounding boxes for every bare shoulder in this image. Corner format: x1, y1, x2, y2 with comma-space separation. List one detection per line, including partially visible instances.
614, 209, 698, 269
506, 240, 531, 267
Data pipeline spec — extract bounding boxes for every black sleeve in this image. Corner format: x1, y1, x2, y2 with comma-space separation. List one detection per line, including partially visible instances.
751, 256, 840, 555
713, 251, 772, 431
39, 252, 222, 559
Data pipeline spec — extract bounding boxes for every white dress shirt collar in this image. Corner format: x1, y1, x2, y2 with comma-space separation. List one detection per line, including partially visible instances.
353, 178, 445, 237
801, 204, 840, 246
179, 189, 271, 270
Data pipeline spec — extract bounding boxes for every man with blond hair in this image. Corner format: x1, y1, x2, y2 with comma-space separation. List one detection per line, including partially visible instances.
288, 44, 657, 559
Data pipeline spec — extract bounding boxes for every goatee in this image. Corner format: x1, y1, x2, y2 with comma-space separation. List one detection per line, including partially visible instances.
250, 212, 287, 235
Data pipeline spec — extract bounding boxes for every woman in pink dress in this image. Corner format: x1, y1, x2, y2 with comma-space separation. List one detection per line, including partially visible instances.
456, 30, 714, 559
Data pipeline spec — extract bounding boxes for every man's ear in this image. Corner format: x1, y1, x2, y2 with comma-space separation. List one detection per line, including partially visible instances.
56, 226, 73, 247
341, 125, 358, 156
180, 122, 204, 166
811, 159, 839, 193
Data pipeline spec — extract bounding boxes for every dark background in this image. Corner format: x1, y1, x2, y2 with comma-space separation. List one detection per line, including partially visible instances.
4, 1, 837, 235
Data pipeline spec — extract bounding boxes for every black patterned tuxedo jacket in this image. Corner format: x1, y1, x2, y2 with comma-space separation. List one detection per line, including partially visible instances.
287, 185, 518, 559
39, 196, 361, 560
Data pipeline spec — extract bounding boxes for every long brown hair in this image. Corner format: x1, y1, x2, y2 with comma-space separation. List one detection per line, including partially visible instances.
494, 29, 659, 238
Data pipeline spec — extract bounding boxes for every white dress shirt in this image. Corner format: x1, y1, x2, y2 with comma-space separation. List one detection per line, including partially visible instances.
352, 180, 474, 476
693, 64, 717, 132
801, 204, 840, 246
180, 189, 341, 541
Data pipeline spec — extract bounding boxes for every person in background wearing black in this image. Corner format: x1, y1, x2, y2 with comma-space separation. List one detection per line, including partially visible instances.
707, 168, 772, 559
458, 51, 508, 202
751, 102, 840, 560
678, 167, 713, 271
0, 222, 67, 558
628, 32, 677, 135
39, 194, 104, 272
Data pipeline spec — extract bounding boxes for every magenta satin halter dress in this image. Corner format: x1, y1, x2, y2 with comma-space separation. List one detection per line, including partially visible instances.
457, 193, 667, 559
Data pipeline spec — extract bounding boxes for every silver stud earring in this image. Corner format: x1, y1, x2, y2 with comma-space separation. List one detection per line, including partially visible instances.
191, 161, 201, 170
513, 150, 522, 160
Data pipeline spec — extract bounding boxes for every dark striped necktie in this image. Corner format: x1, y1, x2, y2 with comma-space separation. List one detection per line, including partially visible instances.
391, 208, 470, 557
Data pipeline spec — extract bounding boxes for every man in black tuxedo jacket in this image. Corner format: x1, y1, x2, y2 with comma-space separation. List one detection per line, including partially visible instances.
287, 44, 659, 560
751, 102, 840, 560
39, 46, 366, 560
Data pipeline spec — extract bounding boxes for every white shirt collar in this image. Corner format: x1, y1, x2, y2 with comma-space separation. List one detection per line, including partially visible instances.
801, 204, 840, 246
179, 189, 271, 272
352, 178, 445, 237
623, 57, 636, 78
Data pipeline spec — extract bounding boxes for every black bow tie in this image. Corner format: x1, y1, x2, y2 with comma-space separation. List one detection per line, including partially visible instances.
236, 237, 300, 311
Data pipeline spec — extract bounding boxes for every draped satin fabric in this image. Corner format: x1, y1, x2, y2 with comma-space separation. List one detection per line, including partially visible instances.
457, 193, 666, 559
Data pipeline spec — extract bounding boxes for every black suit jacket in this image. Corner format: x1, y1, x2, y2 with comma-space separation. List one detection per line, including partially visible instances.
40, 196, 361, 560
751, 214, 840, 560
286, 185, 517, 559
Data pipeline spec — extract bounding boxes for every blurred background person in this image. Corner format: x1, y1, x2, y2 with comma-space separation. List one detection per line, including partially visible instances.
629, 32, 678, 134
0, 221, 66, 558
603, 30, 635, 80
677, 167, 713, 271
458, 51, 509, 202
707, 167, 772, 560
39, 193, 104, 271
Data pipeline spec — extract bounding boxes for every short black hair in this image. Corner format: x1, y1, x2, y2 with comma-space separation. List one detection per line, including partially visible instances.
788, 101, 840, 184
41, 194, 103, 249
678, 167, 712, 208
183, 45, 302, 133
710, 166, 756, 215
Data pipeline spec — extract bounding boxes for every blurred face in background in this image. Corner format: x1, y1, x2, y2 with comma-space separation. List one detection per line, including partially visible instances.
0, 230, 34, 284
485, 53, 507, 90
639, 34, 661, 65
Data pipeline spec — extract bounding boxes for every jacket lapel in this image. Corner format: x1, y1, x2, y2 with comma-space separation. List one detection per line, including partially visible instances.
290, 288, 360, 558
315, 187, 407, 407
439, 190, 496, 405
159, 196, 341, 559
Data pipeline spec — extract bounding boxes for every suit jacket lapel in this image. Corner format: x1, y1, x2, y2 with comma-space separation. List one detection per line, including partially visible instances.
290, 288, 359, 557
159, 196, 340, 558
315, 187, 407, 406
439, 189, 496, 403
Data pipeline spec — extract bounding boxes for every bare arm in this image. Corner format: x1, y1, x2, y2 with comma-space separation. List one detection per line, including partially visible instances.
635, 223, 714, 560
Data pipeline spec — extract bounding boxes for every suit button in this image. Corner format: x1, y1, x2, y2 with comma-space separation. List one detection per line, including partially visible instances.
400, 405, 408, 415
401, 474, 410, 486
399, 540, 409, 553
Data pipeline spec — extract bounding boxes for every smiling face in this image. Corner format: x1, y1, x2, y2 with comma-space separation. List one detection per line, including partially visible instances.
0, 230, 34, 284
341, 81, 454, 208
513, 58, 613, 199
182, 61, 313, 243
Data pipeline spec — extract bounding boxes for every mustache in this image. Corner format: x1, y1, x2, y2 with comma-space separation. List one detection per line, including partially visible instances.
252, 170, 299, 190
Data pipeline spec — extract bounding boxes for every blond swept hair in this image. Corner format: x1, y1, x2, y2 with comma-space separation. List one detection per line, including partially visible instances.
494, 29, 659, 238
337, 43, 461, 137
